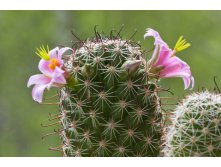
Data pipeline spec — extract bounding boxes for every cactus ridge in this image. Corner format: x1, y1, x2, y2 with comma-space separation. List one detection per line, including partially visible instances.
59, 36, 163, 157
163, 91, 221, 157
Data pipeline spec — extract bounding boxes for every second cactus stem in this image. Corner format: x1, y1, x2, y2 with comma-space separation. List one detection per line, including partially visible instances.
163, 91, 221, 157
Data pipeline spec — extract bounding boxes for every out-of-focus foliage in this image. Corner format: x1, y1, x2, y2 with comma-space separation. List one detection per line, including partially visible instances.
0, 11, 221, 156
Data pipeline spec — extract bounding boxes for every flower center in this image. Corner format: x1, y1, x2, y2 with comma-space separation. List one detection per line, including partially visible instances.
49, 58, 60, 70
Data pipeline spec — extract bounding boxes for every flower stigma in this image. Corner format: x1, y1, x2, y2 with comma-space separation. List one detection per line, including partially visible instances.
35, 45, 50, 60
173, 36, 191, 55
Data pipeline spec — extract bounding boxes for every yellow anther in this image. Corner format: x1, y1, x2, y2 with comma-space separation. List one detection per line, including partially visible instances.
49, 58, 60, 70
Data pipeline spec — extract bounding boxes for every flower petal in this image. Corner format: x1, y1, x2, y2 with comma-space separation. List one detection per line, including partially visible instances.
32, 84, 48, 103
38, 59, 53, 77
145, 29, 172, 68
182, 76, 191, 90
159, 57, 182, 76
49, 47, 59, 59
144, 28, 168, 47
27, 74, 51, 87
154, 46, 173, 67
160, 65, 191, 79
49, 47, 72, 60
159, 57, 189, 77
51, 66, 66, 85
58, 47, 72, 60
182, 76, 194, 90
190, 76, 195, 89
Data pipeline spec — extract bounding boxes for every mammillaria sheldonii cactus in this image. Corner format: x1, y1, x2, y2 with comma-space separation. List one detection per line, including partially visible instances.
27, 28, 194, 156
163, 91, 221, 157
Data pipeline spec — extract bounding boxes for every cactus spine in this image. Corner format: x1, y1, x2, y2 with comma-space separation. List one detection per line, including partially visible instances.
163, 91, 221, 157
58, 36, 163, 156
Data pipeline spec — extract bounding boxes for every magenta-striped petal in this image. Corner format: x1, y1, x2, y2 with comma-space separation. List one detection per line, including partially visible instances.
159, 57, 194, 89
32, 84, 48, 103
160, 60, 191, 79
160, 65, 182, 78
159, 57, 187, 76
154, 46, 173, 67
144, 28, 168, 47
38, 59, 53, 77
27, 74, 51, 87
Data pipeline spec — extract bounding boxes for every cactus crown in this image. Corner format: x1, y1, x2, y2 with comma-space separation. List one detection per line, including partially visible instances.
163, 91, 221, 157
58, 32, 163, 157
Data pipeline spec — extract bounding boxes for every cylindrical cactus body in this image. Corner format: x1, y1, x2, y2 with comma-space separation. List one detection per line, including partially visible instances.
163, 91, 221, 157
58, 38, 163, 156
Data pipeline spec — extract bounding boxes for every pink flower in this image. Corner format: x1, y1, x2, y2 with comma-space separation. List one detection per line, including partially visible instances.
144, 28, 194, 90
27, 46, 72, 103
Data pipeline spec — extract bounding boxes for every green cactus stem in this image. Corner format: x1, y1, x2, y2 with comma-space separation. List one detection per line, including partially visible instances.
58, 36, 163, 157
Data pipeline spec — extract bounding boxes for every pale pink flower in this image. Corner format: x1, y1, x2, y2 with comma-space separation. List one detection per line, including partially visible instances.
144, 28, 194, 89
27, 46, 72, 103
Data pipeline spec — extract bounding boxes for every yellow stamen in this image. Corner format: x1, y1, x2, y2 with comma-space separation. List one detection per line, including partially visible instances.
49, 58, 60, 70
35, 45, 50, 60
174, 36, 191, 53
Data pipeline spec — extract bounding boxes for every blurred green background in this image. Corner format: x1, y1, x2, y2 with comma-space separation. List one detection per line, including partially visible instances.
0, 11, 221, 156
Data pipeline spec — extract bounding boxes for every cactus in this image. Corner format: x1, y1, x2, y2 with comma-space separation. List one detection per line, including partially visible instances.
27, 28, 194, 157
58, 37, 163, 157
163, 91, 221, 157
